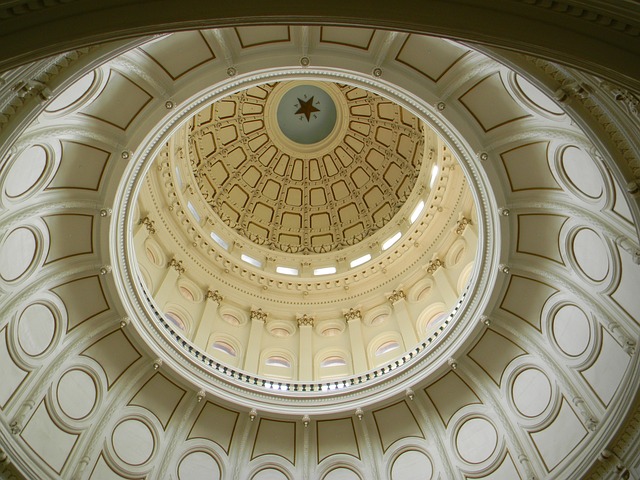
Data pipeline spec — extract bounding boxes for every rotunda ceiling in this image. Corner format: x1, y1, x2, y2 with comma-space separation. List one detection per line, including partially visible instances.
190, 80, 424, 254
0, 18, 639, 480
134, 74, 477, 386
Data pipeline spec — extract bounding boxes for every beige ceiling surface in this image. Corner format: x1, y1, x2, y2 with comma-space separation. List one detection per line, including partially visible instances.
0, 21, 639, 480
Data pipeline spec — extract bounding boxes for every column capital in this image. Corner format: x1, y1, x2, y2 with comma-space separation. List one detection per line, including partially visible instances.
250, 308, 268, 322
455, 216, 471, 235
206, 289, 223, 305
426, 258, 444, 275
297, 314, 314, 327
139, 216, 156, 234
387, 289, 406, 304
168, 258, 185, 275
344, 308, 362, 322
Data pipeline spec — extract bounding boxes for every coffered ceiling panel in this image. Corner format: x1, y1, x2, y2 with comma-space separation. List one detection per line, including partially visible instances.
43, 213, 94, 264
81, 330, 142, 388
316, 417, 360, 463
0, 226, 37, 282
395, 35, 468, 82
79, 70, 153, 130
529, 399, 588, 472
0, 328, 28, 408
89, 454, 135, 480
467, 330, 526, 385
56, 368, 98, 421
459, 73, 531, 132
235, 26, 291, 48
580, 328, 631, 406
3, 145, 48, 198
20, 401, 79, 474
424, 371, 481, 426
128, 373, 186, 429
480, 454, 522, 480
320, 26, 375, 50
499, 275, 558, 331
610, 246, 640, 322
47, 140, 110, 191
140, 31, 215, 80
51, 275, 108, 331
187, 401, 239, 454
516, 214, 568, 264
390, 450, 434, 480
500, 142, 560, 192
551, 304, 593, 358
177, 450, 221, 480
251, 419, 296, 464
372, 401, 424, 452
16, 303, 57, 356
558, 146, 605, 200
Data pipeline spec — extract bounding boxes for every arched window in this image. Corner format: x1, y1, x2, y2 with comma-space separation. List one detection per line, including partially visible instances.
212, 340, 236, 357
321, 356, 347, 368
265, 356, 291, 368
165, 312, 185, 331
375, 340, 400, 356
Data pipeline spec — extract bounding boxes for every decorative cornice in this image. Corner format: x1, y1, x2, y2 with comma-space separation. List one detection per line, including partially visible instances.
599, 80, 639, 118
517, 0, 640, 38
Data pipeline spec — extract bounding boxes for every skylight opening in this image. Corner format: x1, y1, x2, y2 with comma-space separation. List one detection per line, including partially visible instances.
350, 254, 371, 268
241, 254, 262, 268
382, 232, 401, 251
314, 266, 336, 276
276, 266, 298, 276
430, 164, 439, 188
410, 200, 424, 223
187, 201, 201, 222
210, 231, 228, 250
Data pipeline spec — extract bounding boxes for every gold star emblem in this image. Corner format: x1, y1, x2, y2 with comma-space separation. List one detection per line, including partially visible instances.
295, 96, 320, 121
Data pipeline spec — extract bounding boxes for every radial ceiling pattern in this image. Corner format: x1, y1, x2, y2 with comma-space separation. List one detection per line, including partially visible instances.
0, 19, 639, 480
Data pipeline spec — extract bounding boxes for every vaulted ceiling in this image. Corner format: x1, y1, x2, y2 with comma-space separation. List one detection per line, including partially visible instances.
0, 4, 639, 480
